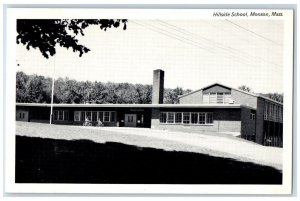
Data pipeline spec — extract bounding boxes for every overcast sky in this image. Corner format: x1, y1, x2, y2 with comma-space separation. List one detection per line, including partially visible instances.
16, 19, 284, 93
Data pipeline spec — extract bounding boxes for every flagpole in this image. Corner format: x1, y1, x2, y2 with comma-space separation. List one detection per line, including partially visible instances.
50, 57, 55, 124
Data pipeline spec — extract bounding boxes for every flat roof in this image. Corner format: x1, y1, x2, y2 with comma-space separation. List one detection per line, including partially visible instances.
16, 103, 255, 109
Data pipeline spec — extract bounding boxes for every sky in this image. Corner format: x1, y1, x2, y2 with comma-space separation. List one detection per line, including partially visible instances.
16, 19, 284, 93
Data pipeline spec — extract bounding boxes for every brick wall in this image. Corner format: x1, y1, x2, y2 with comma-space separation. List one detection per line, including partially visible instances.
151, 108, 241, 133
231, 89, 258, 109
256, 97, 265, 144
240, 107, 256, 138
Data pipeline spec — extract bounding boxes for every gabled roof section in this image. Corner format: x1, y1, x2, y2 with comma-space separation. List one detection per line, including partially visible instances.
178, 82, 234, 98
178, 82, 283, 105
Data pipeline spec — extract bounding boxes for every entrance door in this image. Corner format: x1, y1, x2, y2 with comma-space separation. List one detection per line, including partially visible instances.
124, 114, 137, 127
16, 110, 29, 122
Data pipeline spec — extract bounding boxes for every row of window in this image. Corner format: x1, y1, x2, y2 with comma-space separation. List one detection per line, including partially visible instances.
160, 112, 213, 125
74, 111, 116, 122
53, 110, 69, 121
203, 92, 232, 104
53, 110, 116, 122
264, 102, 283, 123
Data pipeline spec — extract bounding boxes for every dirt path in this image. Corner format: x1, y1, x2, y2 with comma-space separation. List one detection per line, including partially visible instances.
16, 122, 282, 170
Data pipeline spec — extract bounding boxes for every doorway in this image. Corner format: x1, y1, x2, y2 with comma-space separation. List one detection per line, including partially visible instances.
124, 114, 137, 127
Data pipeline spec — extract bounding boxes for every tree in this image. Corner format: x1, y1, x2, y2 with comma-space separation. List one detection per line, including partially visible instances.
16, 71, 29, 102
164, 87, 185, 104
134, 84, 152, 104
25, 75, 50, 103
238, 85, 252, 92
17, 19, 127, 59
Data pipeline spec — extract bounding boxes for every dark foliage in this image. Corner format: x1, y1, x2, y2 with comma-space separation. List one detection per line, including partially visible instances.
16, 71, 189, 104
238, 85, 252, 92
16, 136, 282, 184
259, 93, 283, 103
17, 19, 127, 58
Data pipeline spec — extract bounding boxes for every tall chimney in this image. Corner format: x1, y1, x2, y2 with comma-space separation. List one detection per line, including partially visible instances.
152, 69, 164, 104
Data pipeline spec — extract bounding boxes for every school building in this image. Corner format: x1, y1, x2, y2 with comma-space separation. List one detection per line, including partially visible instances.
16, 69, 283, 147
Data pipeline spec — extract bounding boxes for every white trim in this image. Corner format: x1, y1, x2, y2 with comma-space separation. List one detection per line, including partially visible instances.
15, 102, 254, 109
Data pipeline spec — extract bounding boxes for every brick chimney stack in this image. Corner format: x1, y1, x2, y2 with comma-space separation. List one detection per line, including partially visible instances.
152, 69, 164, 104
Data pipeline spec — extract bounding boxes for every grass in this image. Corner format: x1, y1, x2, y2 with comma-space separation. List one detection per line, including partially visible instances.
16, 135, 282, 184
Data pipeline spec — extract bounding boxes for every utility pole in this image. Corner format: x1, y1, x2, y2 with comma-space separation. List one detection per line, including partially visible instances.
50, 58, 55, 124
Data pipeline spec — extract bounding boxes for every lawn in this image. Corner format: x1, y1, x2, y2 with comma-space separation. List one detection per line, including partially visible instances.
16, 122, 282, 170
16, 135, 282, 184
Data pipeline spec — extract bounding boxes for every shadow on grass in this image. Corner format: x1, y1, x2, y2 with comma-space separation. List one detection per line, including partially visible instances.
15, 135, 282, 184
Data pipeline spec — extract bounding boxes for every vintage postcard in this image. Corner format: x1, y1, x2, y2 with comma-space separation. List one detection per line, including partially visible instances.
4, 8, 294, 194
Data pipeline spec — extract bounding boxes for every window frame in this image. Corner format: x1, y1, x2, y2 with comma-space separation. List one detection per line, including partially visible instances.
74, 111, 81, 121
175, 112, 182, 124
53, 110, 69, 121
159, 112, 167, 123
191, 112, 198, 124
160, 112, 213, 125
167, 112, 175, 124
104, 111, 110, 122
198, 113, 206, 124
204, 92, 231, 104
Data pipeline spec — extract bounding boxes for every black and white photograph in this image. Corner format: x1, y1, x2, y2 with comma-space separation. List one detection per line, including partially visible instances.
3, 8, 294, 194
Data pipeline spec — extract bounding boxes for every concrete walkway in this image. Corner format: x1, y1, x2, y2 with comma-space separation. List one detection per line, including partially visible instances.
16, 122, 282, 170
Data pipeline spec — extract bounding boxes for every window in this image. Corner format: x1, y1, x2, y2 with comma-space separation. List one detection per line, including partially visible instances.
111, 112, 116, 122
160, 112, 213, 125
217, 93, 224, 103
275, 105, 279, 122
54, 111, 58, 120
264, 103, 268, 120
191, 113, 198, 124
81, 111, 86, 121
74, 111, 80, 121
64, 111, 69, 120
58, 111, 63, 120
104, 112, 110, 122
54, 110, 69, 121
206, 113, 213, 124
280, 107, 283, 123
160, 113, 167, 123
18, 112, 26, 119
250, 113, 256, 120
167, 112, 175, 123
98, 112, 103, 121
209, 93, 217, 103
183, 112, 190, 124
175, 112, 182, 124
199, 113, 206, 124
86, 111, 92, 121
141, 115, 144, 123
204, 92, 231, 104
75, 111, 115, 122
92, 111, 97, 121
127, 115, 133, 122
